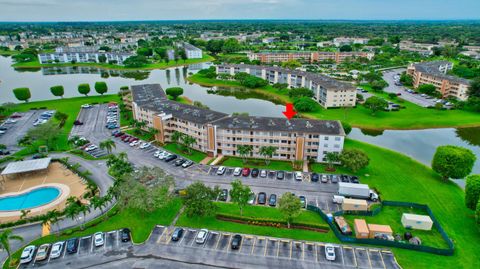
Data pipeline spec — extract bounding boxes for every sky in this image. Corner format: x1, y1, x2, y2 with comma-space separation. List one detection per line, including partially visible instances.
0, 0, 479, 22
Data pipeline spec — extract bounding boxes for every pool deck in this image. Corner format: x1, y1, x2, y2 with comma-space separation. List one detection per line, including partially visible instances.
0, 162, 87, 223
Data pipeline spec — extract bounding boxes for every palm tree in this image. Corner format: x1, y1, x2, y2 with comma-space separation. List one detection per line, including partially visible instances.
90, 196, 107, 218
42, 210, 60, 235
19, 209, 30, 220
236, 145, 253, 164
118, 152, 128, 162
181, 135, 196, 154
84, 181, 98, 198
259, 146, 277, 165
0, 229, 23, 265
78, 203, 91, 230
171, 131, 183, 148
64, 196, 81, 224
99, 139, 116, 154
325, 152, 340, 171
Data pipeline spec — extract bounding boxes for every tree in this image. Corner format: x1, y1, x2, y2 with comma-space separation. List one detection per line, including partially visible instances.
339, 45, 353, 52
325, 152, 340, 171
339, 149, 370, 172
53, 111, 68, 125
166, 87, 184, 100
171, 131, 183, 147
236, 145, 253, 163
281, 60, 302, 69
98, 55, 107, 63
371, 80, 388, 92
183, 182, 217, 217
50, 85, 64, 98
137, 47, 153, 57
364, 96, 388, 115
468, 77, 480, 98
27, 121, 60, 149
400, 73, 413, 86
278, 193, 302, 228
181, 135, 196, 154
259, 146, 277, 165
0, 229, 23, 266
417, 84, 437, 95
341, 121, 352, 135
465, 175, 480, 210
288, 87, 314, 99
12, 87, 31, 102
94, 82, 108, 95
42, 209, 60, 235
0, 144, 6, 150
99, 139, 116, 154
90, 196, 108, 219
123, 55, 148, 68
432, 145, 476, 181
222, 38, 241, 53
229, 180, 251, 216
477, 199, 480, 226
293, 97, 317, 112
78, 84, 91, 96
64, 196, 81, 226
206, 40, 224, 54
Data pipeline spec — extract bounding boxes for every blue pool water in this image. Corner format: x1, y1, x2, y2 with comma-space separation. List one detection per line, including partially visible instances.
0, 187, 60, 211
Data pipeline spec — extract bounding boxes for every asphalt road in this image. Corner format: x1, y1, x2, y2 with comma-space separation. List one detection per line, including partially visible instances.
0, 110, 48, 153
382, 69, 437, 107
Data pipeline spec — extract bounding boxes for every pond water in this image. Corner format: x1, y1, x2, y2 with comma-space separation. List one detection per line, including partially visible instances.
1, 55, 479, 174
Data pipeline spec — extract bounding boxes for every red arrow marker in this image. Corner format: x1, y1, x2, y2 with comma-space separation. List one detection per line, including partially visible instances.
282, 103, 297, 120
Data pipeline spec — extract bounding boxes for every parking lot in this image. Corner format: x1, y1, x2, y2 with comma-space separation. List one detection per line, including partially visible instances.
147, 225, 401, 269
19, 229, 133, 268
0, 110, 49, 153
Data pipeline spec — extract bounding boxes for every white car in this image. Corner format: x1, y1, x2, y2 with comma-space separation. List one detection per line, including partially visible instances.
195, 229, 209, 244
20, 245, 36, 264
217, 166, 226, 175
321, 175, 328, 183
85, 145, 98, 151
325, 244, 336, 261
140, 142, 151, 149
81, 104, 92, 108
129, 140, 140, 147
295, 171, 303, 181
94, 232, 104, 247
260, 170, 267, 178
158, 152, 169, 160
233, 167, 242, 176
153, 150, 162, 158
49, 241, 64, 259
5, 118, 17, 124
35, 243, 51, 261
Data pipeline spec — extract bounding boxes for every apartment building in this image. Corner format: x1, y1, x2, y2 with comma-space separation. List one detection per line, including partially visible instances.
38, 48, 133, 65
407, 61, 470, 101
247, 51, 374, 64
216, 64, 357, 108
131, 84, 345, 163
182, 42, 203, 59
333, 37, 370, 47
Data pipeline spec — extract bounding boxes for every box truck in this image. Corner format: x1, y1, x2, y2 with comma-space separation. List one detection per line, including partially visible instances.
337, 182, 378, 201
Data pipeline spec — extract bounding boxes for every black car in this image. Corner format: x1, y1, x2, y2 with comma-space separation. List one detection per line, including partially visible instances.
0, 150, 11, 155
340, 175, 349, 182
218, 189, 228, 201
171, 228, 184, 241
231, 234, 242, 250
350, 176, 360, 184
74, 120, 83, 126
164, 154, 178, 162
257, 192, 267, 204
268, 194, 277, 207
276, 171, 285, 180
311, 173, 319, 182
0, 126, 7, 131
120, 228, 131, 242
66, 238, 79, 254
174, 158, 186, 166
251, 168, 259, 178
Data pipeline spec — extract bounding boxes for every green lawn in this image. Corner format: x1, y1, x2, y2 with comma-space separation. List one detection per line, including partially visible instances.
163, 143, 208, 163
124, 128, 155, 142
342, 139, 480, 269
176, 202, 339, 243
220, 156, 295, 171
3, 198, 182, 269
12, 54, 214, 70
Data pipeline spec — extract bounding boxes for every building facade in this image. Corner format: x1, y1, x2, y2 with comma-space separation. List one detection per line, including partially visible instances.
38, 47, 133, 65
216, 64, 357, 108
407, 61, 470, 101
183, 42, 203, 59
247, 51, 374, 64
130, 84, 345, 163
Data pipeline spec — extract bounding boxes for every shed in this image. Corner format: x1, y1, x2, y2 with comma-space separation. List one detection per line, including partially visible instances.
368, 224, 393, 239
342, 198, 368, 211
401, 213, 433, 231
354, 219, 369, 239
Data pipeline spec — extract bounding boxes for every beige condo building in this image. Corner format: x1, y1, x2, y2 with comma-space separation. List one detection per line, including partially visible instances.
247, 51, 374, 64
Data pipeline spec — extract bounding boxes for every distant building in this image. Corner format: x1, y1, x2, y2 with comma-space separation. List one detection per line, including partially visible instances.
407, 61, 470, 101
247, 51, 374, 64
216, 64, 357, 108
333, 37, 370, 47
399, 41, 437, 56
182, 42, 203, 59
38, 47, 133, 65
130, 84, 345, 162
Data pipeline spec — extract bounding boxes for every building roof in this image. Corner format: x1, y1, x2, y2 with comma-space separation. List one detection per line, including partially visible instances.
354, 219, 369, 233
1, 157, 51, 176
413, 61, 470, 85
367, 224, 393, 233
131, 84, 168, 106
402, 213, 433, 223
219, 64, 355, 91
183, 42, 202, 51
212, 115, 345, 135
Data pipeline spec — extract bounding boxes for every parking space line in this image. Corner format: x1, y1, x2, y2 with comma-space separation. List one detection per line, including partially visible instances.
251, 237, 257, 255
190, 230, 199, 246
377, 249, 387, 269
116, 230, 120, 248
215, 233, 222, 249
340, 246, 345, 266
90, 235, 94, 253
366, 248, 372, 268
157, 227, 168, 244
225, 234, 233, 252
288, 241, 293, 259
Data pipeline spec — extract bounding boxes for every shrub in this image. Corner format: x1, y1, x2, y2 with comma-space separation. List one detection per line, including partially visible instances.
293, 97, 318, 112
341, 121, 352, 135
50, 85, 64, 98
288, 87, 314, 99
78, 83, 91, 96
94, 81, 108, 95
465, 175, 480, 210
166, 87, 184, 100
432, 145, 476, 180
12, 87, 31, 102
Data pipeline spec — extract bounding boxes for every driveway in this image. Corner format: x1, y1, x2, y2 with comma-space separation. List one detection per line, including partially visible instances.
382, 69, 437, 107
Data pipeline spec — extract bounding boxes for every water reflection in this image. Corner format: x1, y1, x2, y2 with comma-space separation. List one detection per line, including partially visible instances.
360, 128, 384, 137
455, 127, 480, 147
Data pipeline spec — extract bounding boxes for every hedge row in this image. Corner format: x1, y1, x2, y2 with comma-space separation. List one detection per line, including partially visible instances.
216, 213, 330, 231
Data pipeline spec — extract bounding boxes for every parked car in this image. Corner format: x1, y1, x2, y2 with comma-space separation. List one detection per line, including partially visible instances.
325, 244, 336, 261
299, 196, 306, 208
321, 174, 328, 183
49, 241, 64, 259
248, 193, 256, 204
94, 232, 104, 247
257, 192, 267, 204
268, 194, 277, 207
311, 173, 319, 182
20, 245, 36, 264
120, 228, 131, 242
35, 243, 51, 261
260, 170, 267, 178
139, 142, 151, 149
182, 160, 193, 168
231, 234, 242, 250
251, 168, 259, 178
218, 189, 228, 201
81, 104, 92, 108
233, 167, 242, 176
66, 238, 79, 254
276, 171, 285, 180
217, 166, 226, 175
242, 168, 251, 177
295, 171, 303, 181
175, 158, 186, 166
0, 150, 11, 155
164, 154, 178, 162
73, 120, 83, 125
195, 229, 209, 244
331, 175, 339, 183
171, 228, 184, 241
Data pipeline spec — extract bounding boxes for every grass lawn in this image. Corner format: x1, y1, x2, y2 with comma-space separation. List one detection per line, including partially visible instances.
176, 202, 339, 243
6, 95, 120, 155
12, 54, 214, 70
310, 163, 353, 174
3, 198, 182, 269
220, 156, 295, 171
163, 143, 208, 163
342, 139, 480, 269
343, 205, 449, 249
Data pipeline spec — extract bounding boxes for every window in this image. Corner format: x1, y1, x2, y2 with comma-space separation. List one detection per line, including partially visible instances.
324, 144, 328, 147
335, 137, 341, 141
324, 137, 329, 140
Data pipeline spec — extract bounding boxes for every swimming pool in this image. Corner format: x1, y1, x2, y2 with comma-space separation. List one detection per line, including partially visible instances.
0, 187, 61, 211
